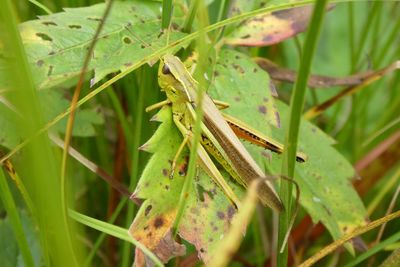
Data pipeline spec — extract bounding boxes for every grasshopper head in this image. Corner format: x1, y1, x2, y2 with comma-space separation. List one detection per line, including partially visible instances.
158, 56, 180, 91
158, 54, 195, 103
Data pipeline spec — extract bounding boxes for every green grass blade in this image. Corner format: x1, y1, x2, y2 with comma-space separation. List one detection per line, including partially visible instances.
161, 0, 173, 30
343, 231, 400, 267
0, 0, 82, 265
69, 209, 164, 267
278, 1, 329, 266
0, 169, 35, 267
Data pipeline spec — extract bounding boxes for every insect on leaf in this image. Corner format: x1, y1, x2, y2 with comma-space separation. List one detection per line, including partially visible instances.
129, 106, 244, 265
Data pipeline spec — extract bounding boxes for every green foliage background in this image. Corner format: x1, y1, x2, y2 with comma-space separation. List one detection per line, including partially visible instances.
0, 0, 399, 267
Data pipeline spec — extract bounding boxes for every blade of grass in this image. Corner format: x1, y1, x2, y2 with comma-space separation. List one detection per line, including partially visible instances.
84, 198, 129, 267
208, 180, 259, 267
1, 0, 81, 265
120, 67, 150, 267
299, 210, 400, 267
278, 1, 329, 266
367, 167, 400, 216
183, 0, 200, 33
172, 0, 210, 235
0, 169, 35, 267
28, 0, 53, 14
59, 1, 114, 265
344, 231, 400, 267
162, 0, 173, 30
69, 209, 164, 267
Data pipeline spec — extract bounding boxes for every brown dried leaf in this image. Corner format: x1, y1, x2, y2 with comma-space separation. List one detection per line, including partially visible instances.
226, 6, 316, 46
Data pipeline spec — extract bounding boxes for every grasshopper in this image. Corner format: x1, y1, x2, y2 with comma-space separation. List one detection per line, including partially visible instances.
147, 54, 307, 212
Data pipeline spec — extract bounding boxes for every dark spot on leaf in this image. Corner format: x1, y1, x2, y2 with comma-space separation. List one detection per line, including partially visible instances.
68, 25, 82, 29
171, 22, 180, 30
87, 17, 102, 22
157, 15, 161, 20
253, 68, 258, 73
36, 33, 52, 42
235, 55, 240, 60
258, 105, 267, 114
275, 111, 281, 128
234, 96, 241, 102
147, 232, 153, 237
232, 63, 245, 73
208, 238, 213, 242
102, 35, 109, 39
42, 21, 57, 26
162, 169, 168, 176
241, 34, 251, 39
200, 248, 205, 253
217, 211, 225, 219
165, 185, 169, 190
144, 182, 150, 187
227, 206, 235, 220
124, 62, 132, 67
141, 44, 146, 49
212, 226, 218, 231
263, 97, 269, 102
153, 217, 164, 228
123, 36, 132, 44
253, 17, 265, 23
262, 35, 274, 43
36, 60, 44, 67
213, 71, 219, 77
145, 205, 152, 216
47, 65, 53, 76
143, 225, 149, 231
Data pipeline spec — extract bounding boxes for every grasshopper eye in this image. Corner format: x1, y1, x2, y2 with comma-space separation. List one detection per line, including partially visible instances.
162, 64, 171, 75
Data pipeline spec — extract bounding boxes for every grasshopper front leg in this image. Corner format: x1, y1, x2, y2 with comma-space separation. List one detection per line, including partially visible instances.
169, 134, 190, 179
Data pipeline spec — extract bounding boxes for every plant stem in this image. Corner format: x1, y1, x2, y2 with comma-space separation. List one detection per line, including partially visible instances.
278, 1, 329, 266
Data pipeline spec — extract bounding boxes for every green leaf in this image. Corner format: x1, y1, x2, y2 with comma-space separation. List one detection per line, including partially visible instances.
211, 49, 280, 128
129, 106, 244, 264
208, 48, 367, 244
0, 210, 41, 267
15, 1, 186, 89
38, 89, 103, 137
0, 89, 102, 150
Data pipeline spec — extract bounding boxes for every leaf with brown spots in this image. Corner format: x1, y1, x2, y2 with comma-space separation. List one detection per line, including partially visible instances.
207, 49, 367, 251
4, 1, 187, 89
210, 49, 280, 129
225, 3, 332, 46
129, 106, 244, 265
